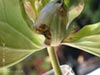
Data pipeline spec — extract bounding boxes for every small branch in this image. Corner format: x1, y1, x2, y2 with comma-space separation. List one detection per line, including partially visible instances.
47, 46, 62, 75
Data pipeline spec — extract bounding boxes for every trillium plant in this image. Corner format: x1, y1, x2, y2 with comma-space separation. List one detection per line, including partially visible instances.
0, 0, 100, 75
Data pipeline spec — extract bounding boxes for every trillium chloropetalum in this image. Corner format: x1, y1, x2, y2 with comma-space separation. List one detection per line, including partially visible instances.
34, 0, 68, 46
0, 0, 83, 70
26, 0, 84, 46
31, 0, 84, 74
1, 0, 100, 75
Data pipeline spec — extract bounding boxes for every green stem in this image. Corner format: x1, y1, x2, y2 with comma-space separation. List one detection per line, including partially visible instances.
47, 46, 62, 75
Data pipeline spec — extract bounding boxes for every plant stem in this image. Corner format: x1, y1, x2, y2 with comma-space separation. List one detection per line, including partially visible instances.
47, 46, 62, 75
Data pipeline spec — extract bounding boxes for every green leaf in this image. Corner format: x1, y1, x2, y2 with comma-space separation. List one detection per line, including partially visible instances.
67, 0, 84, 28
0, 0, 45, 68
63, 22, 100, 57
24, 0, 36, 23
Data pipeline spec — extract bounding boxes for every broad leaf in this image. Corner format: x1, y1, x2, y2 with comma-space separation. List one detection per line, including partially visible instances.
67, 0, 84, 28
63, 22, 100, 57
0, 0, 45, 68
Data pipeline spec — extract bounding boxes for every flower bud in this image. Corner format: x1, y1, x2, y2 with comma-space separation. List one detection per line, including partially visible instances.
34, 0, 68, 46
